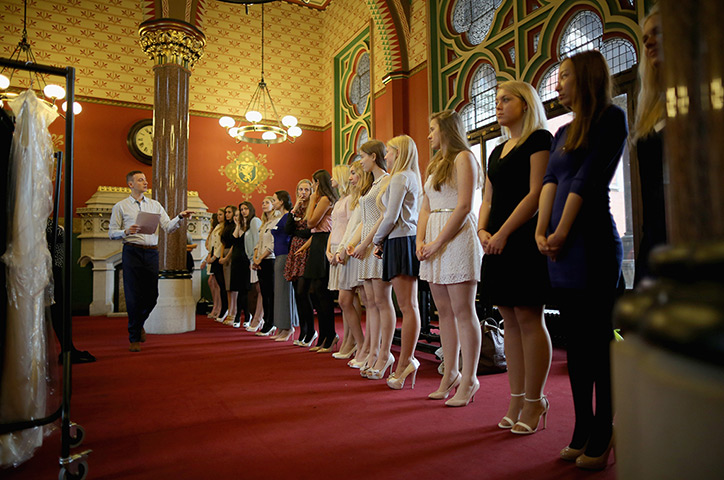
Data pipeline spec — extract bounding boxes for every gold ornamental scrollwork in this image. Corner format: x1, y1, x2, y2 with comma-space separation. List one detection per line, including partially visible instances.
219, 145, 275, 201
139, 20, 206, 69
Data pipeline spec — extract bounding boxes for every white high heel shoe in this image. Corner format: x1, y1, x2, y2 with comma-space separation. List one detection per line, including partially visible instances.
256, 326, 276, 337
366, 353, 395, 380
498, 392, 525, 429
511, 396, 549, 435
246, 319, 264, 332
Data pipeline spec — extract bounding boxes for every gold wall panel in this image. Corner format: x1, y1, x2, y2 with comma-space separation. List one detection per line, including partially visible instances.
409, 0, 428, 70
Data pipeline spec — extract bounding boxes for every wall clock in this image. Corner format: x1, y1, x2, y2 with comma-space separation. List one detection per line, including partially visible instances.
127, 119, 154, 165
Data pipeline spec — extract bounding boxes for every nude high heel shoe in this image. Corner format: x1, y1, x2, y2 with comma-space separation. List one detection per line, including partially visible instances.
428, 372, 461, 400
576, 438, 614, 470
498, 392, 525, 429
445, 379, 480, 407
274, 328, 294, 342
317, 334, 339, 353
332, 345, 357, 359
560, 444, 587, 462
511, 397, 549, 435
387, 358, 420, 390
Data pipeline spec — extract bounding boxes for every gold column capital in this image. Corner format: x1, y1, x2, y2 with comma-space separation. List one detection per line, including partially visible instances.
139, 19, 206, 69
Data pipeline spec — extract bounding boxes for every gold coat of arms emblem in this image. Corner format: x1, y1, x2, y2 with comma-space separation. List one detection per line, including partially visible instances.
219, 145, 274, 200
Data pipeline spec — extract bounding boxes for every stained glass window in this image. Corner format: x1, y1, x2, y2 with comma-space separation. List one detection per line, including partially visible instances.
559, 10, 603, 58
601, 38, 637, 75
350, 127, 369, 163
349, 52, 370, 115
452, 0, 504, 46
461, 63, 497, 132
537, 64, 559, 103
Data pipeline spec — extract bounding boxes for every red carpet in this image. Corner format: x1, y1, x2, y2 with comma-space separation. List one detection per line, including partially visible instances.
3, 315, 617, 480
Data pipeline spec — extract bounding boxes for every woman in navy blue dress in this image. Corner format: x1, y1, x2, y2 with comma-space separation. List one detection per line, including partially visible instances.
535, 50, 626, 470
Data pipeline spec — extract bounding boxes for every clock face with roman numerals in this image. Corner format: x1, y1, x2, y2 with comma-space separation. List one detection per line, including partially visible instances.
127, 119, 153, 165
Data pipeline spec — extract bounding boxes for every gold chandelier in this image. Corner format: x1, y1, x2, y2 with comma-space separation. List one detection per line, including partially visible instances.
0, 0, 81, 115
219, 4, 301, 145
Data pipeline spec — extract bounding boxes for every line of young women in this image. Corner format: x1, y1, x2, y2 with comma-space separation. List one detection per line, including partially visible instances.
202, 47, 633, 473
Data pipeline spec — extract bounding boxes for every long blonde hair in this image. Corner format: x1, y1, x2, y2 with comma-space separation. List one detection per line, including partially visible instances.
349, 160, 371, 209
426, 110, 478, 191
259, 196, 279, 227
332, 164, 351, 197
377, 135, 422, 209
633, 7, 664, 141
497, 80, 548, 146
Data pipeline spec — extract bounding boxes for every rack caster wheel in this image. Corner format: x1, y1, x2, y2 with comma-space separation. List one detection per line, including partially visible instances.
69, 423, 85, 448
59, 460, 87, 480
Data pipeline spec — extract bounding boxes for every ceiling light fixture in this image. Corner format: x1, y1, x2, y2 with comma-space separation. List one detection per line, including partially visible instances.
218, 4, 300, 145
0, 0, 81, 116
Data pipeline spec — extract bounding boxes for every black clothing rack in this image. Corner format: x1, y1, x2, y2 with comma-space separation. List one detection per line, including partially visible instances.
0, 57, 91, 480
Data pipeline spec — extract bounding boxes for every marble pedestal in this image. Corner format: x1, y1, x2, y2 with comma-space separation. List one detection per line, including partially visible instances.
144, 278, 196, 334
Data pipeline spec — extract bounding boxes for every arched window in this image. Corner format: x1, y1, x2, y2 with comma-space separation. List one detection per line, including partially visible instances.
460, 103, 475, 133
349, 52, 370, 115
452, 0, 503, 46
559, 10, 603, 58
461, 63, 497, 132
539, 10, 638, 102
537, 64, 559, 103
350, 127, 369, 163
601, 38, 637, 75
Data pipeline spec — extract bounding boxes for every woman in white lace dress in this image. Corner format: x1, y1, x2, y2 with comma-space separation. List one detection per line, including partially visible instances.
350, 140, 391, 379
418, 110, 483, 407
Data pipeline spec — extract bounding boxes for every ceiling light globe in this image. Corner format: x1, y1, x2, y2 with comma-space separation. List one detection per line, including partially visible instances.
44, 84, 66, 100
62, 101, 82, 115
262, 131, 277, 141
282, 115, 298, 128
219, 116, 235, 128
245, 110, 262, 123
228, 127, 240, 137
0, 74, 9, 90
288, 126, 302, 138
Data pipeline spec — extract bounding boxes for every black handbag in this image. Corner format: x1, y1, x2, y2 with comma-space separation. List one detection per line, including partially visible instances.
477, 318, 506, 375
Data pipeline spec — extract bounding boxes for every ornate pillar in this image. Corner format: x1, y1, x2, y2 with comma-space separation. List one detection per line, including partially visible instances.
138, 18, 205, 334
139, 20, 205, 271
613, 1, 724, 478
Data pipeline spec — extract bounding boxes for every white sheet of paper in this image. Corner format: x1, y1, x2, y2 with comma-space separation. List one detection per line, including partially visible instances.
135, 212, 161, 234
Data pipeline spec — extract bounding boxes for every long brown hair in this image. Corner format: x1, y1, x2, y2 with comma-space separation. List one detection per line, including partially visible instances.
358, 140, 387, 196
426, 110, 474, 191
562, 50, 613, 151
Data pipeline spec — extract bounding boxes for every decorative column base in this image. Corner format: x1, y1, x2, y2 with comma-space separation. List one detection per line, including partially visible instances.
612, 335, 724, 479
144, 277, 196, 334
89, 262, 115, 316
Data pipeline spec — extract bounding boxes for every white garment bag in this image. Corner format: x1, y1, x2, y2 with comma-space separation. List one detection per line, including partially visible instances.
0, 89, 59, 467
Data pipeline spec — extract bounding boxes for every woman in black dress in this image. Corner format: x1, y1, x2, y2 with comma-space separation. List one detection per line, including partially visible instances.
230, 207, 251, 328
478, 81, 552, 434
304, 169, 339, 352
632, 6, 666, 285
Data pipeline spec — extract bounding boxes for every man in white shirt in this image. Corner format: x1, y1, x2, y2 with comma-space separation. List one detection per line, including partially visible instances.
109, 170, 193, 352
